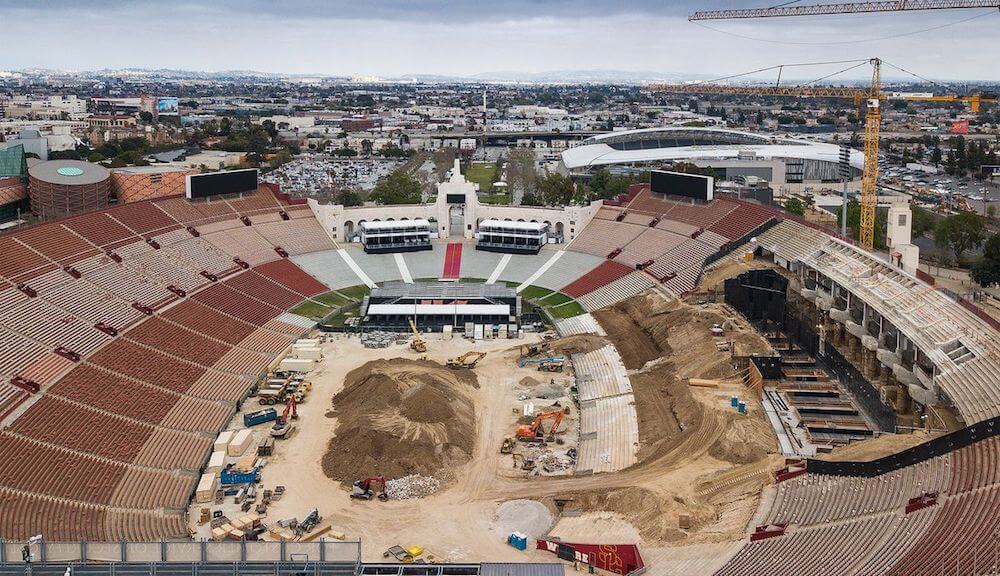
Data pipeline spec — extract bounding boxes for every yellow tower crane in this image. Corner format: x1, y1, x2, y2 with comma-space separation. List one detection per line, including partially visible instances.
647, 59, 994, 250
689, 0, 1000, 20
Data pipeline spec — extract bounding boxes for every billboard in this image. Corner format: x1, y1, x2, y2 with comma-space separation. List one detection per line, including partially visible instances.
650, 169, 714, 201
186, 169, 258, 200
156, 97, 180, 116
949, 120, 969, 134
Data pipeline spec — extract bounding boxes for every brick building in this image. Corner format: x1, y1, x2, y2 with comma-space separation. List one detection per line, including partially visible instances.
110, 165, 198, 203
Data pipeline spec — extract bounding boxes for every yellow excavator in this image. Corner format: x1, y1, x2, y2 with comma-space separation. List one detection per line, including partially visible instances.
447, 351, 486, 369
408, 318, 426, 353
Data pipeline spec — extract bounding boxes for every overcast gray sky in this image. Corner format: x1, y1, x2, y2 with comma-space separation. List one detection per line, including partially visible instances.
1, 1, 997, 80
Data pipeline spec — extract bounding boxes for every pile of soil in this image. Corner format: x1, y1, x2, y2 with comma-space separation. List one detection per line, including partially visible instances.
628, 364, 704, 461
322, 359, 476, 486
593, 294, 678, 369
545, 334, 607, 356
554, 487, 715, 544
708, 415, 774, 465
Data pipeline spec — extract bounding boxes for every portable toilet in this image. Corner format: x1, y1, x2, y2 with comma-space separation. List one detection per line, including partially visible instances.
731, 395, 739, 408
738, 401, 747, 414
507, 532, 528, 550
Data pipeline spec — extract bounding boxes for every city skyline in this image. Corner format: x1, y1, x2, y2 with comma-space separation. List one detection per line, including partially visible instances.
0, 0, 998, 80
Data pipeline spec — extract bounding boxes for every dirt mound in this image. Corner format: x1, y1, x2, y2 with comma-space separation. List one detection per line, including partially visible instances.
322, 358, 476, 486
593, 293, 679, 369
519, 376, 541, 388
400, 384, 455, 423
554, 487, 714, 544
709, 415, 774, 465
629, 363, 704, 462
546, 334, 607, 356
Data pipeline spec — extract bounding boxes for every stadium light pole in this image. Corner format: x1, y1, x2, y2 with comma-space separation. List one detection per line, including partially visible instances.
839, 144, 851, 238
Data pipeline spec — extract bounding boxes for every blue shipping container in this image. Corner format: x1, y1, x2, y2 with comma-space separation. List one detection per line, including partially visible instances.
220, 465, 259, 485
244, 408, 277, 427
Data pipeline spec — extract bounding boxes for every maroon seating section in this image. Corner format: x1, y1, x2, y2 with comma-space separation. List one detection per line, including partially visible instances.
150, 197, 212, 224
255, 259, 328, 296
0, 191, 342, 543
718, 436, 1000, 576
224, 271, 305, 310
562, 260, 633, 298
106, 202, 179, 235
0, 236, 52, 282
192, 282, 283, 326
126, 317, 231, 366
9, 396, 153, 462
88, 339, 203, 394
16, 224, 99, 264
49, 364, 177, 426
160, 300, 257, 345
888, 486, 1000, 575
624, 187, 738, 229
63, 212, 136, 247
0, 433, 125, 504
707, 201, 776, 240
226, 187, 282, 214
0, 489, 107, 541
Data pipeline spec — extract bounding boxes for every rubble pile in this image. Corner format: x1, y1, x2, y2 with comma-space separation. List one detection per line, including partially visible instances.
385, 474, 440, 500
523, 446, 576, 474
360, 331, 404, 348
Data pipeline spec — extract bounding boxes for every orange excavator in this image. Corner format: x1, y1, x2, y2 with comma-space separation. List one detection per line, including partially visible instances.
351, 475, 389, 501
516, 411, 565, 443
270, 396, 298, 438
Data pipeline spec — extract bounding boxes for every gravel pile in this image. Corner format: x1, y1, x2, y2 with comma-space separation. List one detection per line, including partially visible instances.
385, 474, 440, 500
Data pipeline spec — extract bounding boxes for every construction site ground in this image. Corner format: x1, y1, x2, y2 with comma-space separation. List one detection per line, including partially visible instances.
189, 289, 876, 571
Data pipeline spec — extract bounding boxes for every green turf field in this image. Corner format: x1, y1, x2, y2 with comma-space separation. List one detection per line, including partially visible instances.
519, 285, 554, 301
337, 284, 371, 301
546, 300, 586, 319
464, 162, 498, 193
312, 291, 351, 307
289, 299, 332, 320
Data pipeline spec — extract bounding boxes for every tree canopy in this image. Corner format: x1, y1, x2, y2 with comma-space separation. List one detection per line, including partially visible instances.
970, 232, 1000, 287
369, 172, 421, 205
335, 189, 363, 207
537, 173, 575, 206
784, 197, 805, 217
934, 211, 985, 264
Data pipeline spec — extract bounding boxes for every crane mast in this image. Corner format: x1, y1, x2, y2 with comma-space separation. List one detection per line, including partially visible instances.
690, 0, 1000, 20
859, 58, 881, 251
647, 58, 994, 251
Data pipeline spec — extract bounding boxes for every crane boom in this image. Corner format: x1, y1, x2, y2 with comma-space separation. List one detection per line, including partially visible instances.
646, 83, 866, 100
690, 0, 1000, 20
646, 58, 996, 250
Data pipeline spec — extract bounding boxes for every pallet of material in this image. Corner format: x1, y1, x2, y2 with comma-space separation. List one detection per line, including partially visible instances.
196, 472, 218, 504
207, 450, 226, 473
234, 453, 258, 472
214, 430, 235, 452
228, 429, 254, 456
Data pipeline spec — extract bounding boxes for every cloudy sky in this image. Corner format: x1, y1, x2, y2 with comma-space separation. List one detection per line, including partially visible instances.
1, 0, 997, 80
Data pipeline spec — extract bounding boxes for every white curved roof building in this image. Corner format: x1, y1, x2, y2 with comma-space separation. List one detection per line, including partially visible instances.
561, 127, 864, 193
